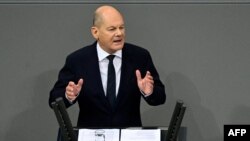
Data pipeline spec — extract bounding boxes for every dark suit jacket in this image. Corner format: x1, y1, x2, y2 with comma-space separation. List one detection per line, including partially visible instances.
49, 42, 166, 128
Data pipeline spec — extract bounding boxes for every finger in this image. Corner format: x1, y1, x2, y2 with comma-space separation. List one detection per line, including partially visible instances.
68, 81, 76, 86
66, 84, 78, 94
66, 91, 75, 97
146, 71, 151, 76
136, 70, 142, 81
147, 79, 154, 84
67, 90, 78, 97
146, 75, 153, 80
66, 87, 74, 93
77, 78, 84, 87
66, 85, 74, 90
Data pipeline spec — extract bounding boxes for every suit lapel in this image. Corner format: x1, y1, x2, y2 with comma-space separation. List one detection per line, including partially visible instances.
87, 43, 110, 108
115, 46, 134, 107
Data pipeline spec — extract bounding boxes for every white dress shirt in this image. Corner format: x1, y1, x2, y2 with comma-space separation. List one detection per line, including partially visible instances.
97, 43, 122, 96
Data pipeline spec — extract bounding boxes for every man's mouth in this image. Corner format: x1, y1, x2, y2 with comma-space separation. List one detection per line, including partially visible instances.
113, 39, 122, 43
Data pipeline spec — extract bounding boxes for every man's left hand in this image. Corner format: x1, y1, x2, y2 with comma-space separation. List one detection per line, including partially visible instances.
136, 70, 154, 96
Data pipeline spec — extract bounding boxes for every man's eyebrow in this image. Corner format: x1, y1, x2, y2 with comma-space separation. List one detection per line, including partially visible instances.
106, 26, 116, 30
106, 24, 125, 29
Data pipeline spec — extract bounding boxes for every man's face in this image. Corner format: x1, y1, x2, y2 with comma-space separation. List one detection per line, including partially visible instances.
92, 11, 125, 54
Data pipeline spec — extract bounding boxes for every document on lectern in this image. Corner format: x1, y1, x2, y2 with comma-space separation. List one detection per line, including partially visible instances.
120, 129, 161, 141
78, 129, 120, 141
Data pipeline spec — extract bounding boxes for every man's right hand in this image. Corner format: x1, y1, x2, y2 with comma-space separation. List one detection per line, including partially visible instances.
65, 78, 84, 102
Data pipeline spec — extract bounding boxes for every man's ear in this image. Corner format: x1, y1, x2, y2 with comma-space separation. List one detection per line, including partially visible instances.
91, 26, 99, 40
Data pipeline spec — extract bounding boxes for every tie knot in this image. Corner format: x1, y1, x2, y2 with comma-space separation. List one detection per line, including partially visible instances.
107, 55, 115, 61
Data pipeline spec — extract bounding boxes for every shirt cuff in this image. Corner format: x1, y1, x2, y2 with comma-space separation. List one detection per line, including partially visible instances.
65, 92, 79, 104
140, 90, 152, 97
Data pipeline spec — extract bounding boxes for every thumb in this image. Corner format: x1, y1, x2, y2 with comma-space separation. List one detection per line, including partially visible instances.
77, 78, 84, 87
135, 70, 142, 81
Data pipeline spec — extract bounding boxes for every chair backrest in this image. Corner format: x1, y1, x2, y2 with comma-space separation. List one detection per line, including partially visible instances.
51, 97, 77, 141
165, 100, 186, 141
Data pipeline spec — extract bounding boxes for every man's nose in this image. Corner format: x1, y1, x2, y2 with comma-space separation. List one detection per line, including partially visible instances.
115, 29, 122, 36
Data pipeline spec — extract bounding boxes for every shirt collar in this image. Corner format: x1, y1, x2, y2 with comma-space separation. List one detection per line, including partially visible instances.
96, 42, 122, 61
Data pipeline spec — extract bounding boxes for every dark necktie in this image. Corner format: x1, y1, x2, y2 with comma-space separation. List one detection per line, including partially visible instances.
106, 55, 116, 109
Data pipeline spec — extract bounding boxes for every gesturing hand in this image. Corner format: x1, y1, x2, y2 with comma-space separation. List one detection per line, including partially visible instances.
136, 70, 154, 96
66, 78, 84, 102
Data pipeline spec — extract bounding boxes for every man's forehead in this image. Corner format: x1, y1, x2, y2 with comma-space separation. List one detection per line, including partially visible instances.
101, 17, 124, 27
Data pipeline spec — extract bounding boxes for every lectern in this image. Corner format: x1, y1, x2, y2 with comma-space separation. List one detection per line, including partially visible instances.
52, 98, 186, 141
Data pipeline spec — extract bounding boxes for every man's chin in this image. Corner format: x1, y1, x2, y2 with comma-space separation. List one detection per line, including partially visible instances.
112, 43, 124, 50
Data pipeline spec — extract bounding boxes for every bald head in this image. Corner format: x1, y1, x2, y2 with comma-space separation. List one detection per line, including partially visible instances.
91, 5, 125, 54
93, 5, 124, 27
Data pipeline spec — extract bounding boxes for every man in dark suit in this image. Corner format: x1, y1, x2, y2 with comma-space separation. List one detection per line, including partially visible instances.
49, 5, 166, 127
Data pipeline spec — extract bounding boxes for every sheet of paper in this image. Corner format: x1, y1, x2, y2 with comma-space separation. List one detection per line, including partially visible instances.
120, 129, 160, 141
78, 129, 120, 141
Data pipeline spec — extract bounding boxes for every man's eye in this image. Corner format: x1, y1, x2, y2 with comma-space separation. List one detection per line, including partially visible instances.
108, 28, 115, 31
